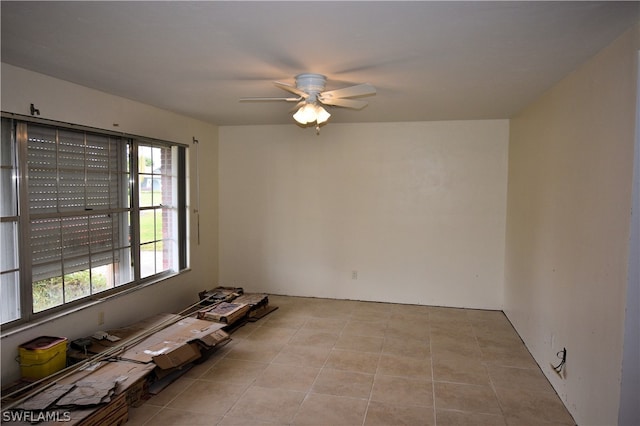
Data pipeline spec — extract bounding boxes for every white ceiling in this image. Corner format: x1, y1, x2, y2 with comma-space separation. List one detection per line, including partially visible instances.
1, 1, 639, 126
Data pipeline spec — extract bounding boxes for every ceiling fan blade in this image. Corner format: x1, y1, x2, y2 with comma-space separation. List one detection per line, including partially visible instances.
240, 97, 302, 102
318, 97, 369, 110
274, 81, 309, 99
320, 83, 376, 99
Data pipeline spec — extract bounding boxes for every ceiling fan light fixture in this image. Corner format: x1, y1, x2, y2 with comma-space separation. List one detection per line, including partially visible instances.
293, 103, 330, 125
315, 105, 331, 124
292, 104, 314, 124
241, 73, 374, 130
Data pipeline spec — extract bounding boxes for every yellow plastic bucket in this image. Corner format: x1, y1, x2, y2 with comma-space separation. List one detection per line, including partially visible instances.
18, 336, 67, 379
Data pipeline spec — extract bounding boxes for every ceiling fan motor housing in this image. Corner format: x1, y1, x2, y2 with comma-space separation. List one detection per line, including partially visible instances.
295, 73, 327, 102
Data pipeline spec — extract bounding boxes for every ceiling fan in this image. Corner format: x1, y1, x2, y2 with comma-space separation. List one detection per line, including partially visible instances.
240, 73, 376, 132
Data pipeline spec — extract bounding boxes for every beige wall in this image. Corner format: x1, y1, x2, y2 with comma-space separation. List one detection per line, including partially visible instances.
0, 64, 219, 384
219, 120, 509, 309
505, 26, 639, 425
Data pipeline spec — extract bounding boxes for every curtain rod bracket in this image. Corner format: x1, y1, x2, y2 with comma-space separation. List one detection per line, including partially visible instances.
30, 103, 40, 116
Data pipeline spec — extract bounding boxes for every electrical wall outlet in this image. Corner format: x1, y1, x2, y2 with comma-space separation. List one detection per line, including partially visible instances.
98, 311, 105, 326
352, 270, 358, 280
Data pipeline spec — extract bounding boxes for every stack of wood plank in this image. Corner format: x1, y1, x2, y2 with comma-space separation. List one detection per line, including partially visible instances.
197, 302, 251, 324
196, 286, 277, 326
3, 359, 152, 425
198, 286, 244, 305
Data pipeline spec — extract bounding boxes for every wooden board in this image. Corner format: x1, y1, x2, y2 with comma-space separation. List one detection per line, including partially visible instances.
197, 302, 251, 324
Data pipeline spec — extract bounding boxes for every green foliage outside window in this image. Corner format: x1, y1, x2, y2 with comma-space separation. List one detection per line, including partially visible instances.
139, 191, 163, 251
33, 270, 109, 313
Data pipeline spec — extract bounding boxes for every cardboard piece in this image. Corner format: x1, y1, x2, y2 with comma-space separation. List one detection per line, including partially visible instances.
63, 391, 128, 426
148, 365, 193, 395
151, 342, 201, 370
197, 302, 251, 324
78, 392, 128, 426
4, 364, 136, 425
196, 292, 276, 325
197, 329, 230, 347
15, 383, 75, 411
83, 314, 228, 369
87, 314, 178, 355
58, 360, 155, 402
116, 315, 229, 368
56, 379, 118, 407
234, 293, 269, 308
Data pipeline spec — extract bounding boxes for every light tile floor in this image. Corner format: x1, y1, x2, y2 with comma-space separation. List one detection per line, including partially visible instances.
127, 295, 576, 426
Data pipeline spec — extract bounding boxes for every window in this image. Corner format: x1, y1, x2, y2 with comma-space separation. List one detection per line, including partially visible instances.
0, 116, 188, 326
1, 120, 20, 324
138, 143, 183, 278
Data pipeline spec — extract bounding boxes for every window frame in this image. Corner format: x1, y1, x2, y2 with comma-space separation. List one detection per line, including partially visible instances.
0, 113, 190, 329
1, 118, 21, 324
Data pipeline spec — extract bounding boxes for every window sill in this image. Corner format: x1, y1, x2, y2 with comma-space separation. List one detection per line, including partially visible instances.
0, 268, 191, 339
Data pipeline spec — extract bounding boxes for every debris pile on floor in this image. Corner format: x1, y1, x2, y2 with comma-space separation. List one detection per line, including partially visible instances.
196, 286, 277, 326
1, 287, 277, 425
198, 286, 244, 305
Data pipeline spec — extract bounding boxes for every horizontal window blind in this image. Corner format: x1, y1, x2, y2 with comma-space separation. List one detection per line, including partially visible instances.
26, 123, 129, 282
28, 126, 127, 213
30, 214, 121, 281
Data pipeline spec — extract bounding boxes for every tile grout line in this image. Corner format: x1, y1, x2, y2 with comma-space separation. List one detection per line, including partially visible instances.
470, 313, 508, 422
361, 308, 389, 426
428, 311, 438, 426
270, 315, 306, 426
215, 310, 299, 425
286, 313, 336, 425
